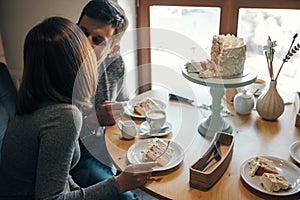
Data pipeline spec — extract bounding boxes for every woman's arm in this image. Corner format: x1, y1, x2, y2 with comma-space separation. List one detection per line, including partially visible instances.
34, 105, 122, 200
35, 105, 85, 199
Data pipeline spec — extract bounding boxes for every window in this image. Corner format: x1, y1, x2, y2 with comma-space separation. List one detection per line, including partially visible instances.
150, 6, 220, 66
238, 8, 300, 93
136, 0, 300, 93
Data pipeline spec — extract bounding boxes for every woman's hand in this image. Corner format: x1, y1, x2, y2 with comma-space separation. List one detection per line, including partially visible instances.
96, 101, 125, 126
116, 162, 157, 193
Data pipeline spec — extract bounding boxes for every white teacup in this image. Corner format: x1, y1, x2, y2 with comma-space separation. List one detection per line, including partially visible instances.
247, 78, 266, 95
146, 109, 166, 131
121, 120, 137, 140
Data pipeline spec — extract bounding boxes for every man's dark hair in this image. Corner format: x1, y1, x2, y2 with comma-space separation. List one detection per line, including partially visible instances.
78, 0, 128, 35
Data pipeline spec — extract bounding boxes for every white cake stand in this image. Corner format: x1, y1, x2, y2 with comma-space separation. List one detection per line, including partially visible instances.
182, 67, 257, 138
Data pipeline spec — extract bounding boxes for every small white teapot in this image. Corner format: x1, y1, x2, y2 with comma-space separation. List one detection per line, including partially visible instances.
233, 90, 255, 115
120, 120, 138, 140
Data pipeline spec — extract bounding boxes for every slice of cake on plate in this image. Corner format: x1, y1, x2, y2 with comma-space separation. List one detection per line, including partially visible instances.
248, 156, 278, 177
260, 172, 292, 192
142, 138, 173, 166
133, 97, 160, 116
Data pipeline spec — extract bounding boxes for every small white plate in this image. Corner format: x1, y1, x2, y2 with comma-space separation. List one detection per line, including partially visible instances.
124, 98, 167, 118
127, 139, 184, 172
139, 121, 172, 138
240, 156, 300, 196
289, 141, 300, 164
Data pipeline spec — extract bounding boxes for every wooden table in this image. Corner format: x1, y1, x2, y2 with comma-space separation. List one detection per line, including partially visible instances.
105, 89, 300, 200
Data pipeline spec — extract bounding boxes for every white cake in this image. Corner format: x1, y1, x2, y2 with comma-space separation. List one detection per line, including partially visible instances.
186, 34, 246, 77
133, 97, 160, 116
142, 138, 173, 166
248, 156, 278, 177
260, 173, 291, 192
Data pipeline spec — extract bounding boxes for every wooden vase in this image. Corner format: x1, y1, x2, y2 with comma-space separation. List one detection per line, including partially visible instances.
256, 80, 284, 121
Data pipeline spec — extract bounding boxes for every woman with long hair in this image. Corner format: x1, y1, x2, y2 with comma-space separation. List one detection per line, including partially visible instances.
0, 16, 154, 199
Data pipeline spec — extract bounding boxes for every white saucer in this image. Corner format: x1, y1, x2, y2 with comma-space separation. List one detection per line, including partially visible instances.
139, 121, 172, 138
289, 141, 300, 164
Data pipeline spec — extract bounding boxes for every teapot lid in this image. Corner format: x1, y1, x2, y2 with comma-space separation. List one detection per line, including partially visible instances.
238, 89, 253, 99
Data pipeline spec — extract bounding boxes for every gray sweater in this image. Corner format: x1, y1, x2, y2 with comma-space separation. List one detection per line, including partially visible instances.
95, 52, 128, 107
0, 102, 121, 199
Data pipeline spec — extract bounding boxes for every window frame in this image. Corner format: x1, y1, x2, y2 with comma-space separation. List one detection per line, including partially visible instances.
136, 0, 300, 93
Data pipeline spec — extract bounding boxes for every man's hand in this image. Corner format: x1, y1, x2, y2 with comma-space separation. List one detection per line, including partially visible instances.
96, 101, 125, 126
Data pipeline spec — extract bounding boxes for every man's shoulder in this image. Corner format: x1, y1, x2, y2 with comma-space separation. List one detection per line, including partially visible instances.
99, 52, 125, 78
104, 52, 123, 66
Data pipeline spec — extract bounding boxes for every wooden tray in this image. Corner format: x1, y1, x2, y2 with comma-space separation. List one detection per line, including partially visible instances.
190, 132, 234, 191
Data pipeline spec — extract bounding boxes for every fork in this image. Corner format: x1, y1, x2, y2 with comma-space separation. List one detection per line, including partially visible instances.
169, 93, 234, 116
197, 141, 221, 171
169, 93, 210, 110
154, 140, 171, 162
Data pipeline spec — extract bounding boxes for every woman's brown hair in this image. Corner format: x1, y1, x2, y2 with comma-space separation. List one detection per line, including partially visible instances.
17, 17, 98, 114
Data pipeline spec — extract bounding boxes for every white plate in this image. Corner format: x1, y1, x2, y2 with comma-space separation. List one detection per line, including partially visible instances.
289, 141, 300, 164
139, 121, 172, 138
240, 156, 300, 196
127, 139, 184, 171
124, 98, 167, 118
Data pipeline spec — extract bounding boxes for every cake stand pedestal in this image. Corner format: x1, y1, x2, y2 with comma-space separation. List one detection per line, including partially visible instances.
182, 68, 257, 138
